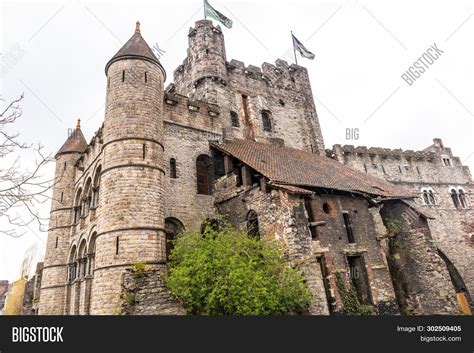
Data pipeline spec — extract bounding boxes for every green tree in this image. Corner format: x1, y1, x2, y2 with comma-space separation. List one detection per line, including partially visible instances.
166, 219, 312, 315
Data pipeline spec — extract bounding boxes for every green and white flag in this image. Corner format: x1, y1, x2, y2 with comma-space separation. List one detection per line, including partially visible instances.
204, 0, 233, 29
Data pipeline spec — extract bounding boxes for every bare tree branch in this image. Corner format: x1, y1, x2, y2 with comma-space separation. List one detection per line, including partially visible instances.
0, 94, 54, 237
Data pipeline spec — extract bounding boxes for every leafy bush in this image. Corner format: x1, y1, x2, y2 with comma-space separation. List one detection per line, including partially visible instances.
166, 219, 312, 315
335, 273, 374, 315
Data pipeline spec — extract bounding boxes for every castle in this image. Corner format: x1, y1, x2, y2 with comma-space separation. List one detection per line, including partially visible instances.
38, 20, 473, 315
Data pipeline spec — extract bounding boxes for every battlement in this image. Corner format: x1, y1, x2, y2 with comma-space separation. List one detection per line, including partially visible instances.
333, 144, 439, 162
225, 58, 310, 92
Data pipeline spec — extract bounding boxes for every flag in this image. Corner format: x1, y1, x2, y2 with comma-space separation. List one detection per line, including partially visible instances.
204, 0, 233, 29
292, 33, 315, 60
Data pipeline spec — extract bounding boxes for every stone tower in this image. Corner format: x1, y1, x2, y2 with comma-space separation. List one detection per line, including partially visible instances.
182, 19, 229, 103
89, 22, 167, 314
39, 121, 87, 314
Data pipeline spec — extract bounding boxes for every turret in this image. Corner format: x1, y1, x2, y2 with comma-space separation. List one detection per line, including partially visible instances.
179, 19, 229, 103
90, 22, 167, 314
39, 120, 87, 314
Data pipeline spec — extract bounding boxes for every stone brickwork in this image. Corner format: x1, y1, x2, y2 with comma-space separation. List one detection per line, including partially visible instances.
330, 139, 473, 299
379, 200, 458, 314
120, 266, 185, 315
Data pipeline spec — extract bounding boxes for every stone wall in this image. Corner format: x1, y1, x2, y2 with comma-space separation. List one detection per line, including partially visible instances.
120, 266, 184, 315
330, 139, 474, 298
380, 200, 458, 314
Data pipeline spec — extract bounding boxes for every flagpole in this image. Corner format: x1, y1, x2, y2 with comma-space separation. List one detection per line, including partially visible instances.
291, 30, 298, 65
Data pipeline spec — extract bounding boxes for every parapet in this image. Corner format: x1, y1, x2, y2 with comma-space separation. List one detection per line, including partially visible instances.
333, 144, 438, 161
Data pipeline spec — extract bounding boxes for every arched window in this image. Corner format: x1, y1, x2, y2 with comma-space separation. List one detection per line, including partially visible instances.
73, 188, 82, 223
78, 239, 87, 279
247, 210, 260, 239
170, 158, 177, 179
165, 218, 185, 260
230, 111, 239, 127
451, 189, 460, 209
261, 111, 272, 132
459, 190, 468, 209
428, 190, 436, 205
422, 190, 429, 205
87, 232, 97, 276
67, 245, 77, 282
92, 165, 101, 208
196, 155, 211, 195
83, 178, 92, 217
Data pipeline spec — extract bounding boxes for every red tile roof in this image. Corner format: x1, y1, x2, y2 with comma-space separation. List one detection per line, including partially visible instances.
211, 139, 414, 198
56, 127, 87, 156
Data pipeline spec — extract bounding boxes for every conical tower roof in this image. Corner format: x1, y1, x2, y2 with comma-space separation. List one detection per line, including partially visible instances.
105, 21, 166, 79
56, 119, 88, 156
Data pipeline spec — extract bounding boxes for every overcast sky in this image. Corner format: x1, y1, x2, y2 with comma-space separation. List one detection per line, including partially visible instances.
1, 0, 472, 281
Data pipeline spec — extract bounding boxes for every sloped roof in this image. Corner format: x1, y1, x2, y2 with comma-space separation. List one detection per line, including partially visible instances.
211, 139, 414, 198
105, 22, 166, 79
56, 127, 87, 156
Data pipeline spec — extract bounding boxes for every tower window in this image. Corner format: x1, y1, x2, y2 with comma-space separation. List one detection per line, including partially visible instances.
428, 190, 436, 205
416, 166, 421, 175
459, 190, 468, 208
342, 212, 355, 243
64, 162, 67, 170
122, 70, 125, 82
170, 158, 177, 179
442, 157, 451, 166
451, 189, 460, 209
398, 166, 402, 173
60, 192, 63, 203
262, 111, 272, 132
230, 111, 239, 127
115, 236, 119, 255
55, 237, 58, 249
144, 72, 147, 83
422, 190, 430, 205
142, 144, 146, 159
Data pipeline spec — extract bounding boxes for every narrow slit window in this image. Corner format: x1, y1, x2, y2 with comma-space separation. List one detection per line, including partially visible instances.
142, 144, 146, 159
144, 72, 147, 83
122, 70, 125, 82
55, 237, 58, 248
170, 158, 177, 179
343, 212, 355, 243
262, 111, 272, 132
60, 192, 64, 203
115, 237, 119, 255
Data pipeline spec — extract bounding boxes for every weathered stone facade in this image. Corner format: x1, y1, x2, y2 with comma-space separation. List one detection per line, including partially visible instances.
330, 139, 473, 304
38, 19, 471, 315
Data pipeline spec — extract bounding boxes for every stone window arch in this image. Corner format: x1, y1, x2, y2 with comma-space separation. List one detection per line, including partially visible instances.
67, 245, 77, 282
87, 232, 97, 276
458, 189, 469, 209
196, 154, 212, 195
165, 217, 185, 260
73, 188, 82, 223
450, 189, 460, 209
261, 110, 272, 132
428, 190, 436, 205
92, 165, 101, 208
77, 239, 88, 279
170, 158, 177, 179
230, 111, 239, 127
247, 210, 260, 239
82, 178, 92, 217
422, 190, 430, 205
